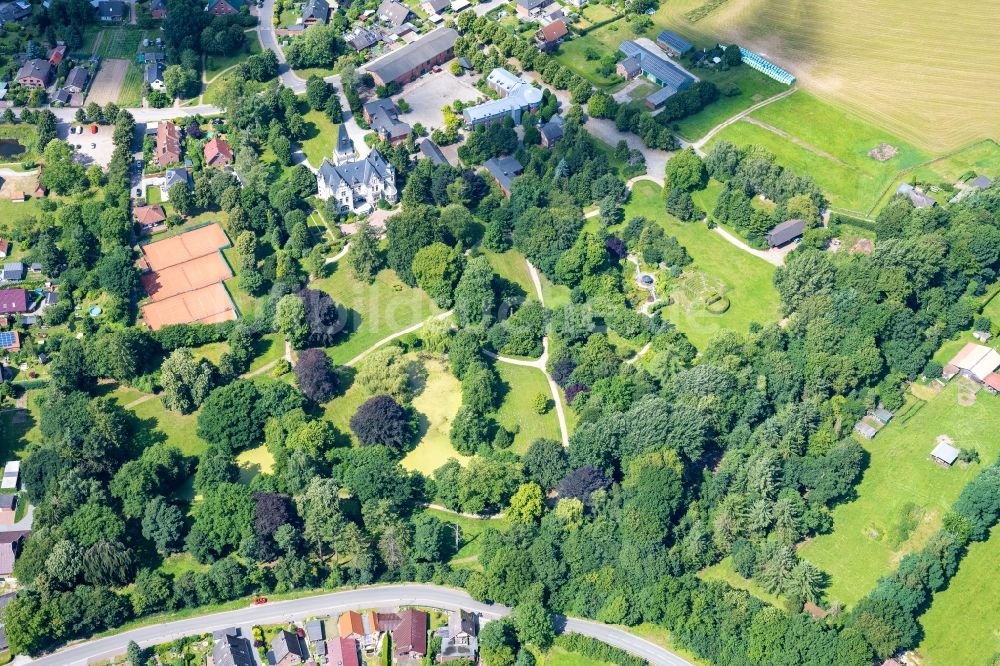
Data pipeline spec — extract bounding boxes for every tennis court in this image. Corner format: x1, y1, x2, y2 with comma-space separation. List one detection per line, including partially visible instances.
141, 224, 230, 271
142, 284, 238, 330
141, 253, 232, 302
139, 224, 237, 330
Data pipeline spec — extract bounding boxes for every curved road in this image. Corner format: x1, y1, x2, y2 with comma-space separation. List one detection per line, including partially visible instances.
27, 584, 693, 666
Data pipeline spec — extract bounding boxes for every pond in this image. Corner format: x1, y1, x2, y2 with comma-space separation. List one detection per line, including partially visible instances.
0, 138, 26, 159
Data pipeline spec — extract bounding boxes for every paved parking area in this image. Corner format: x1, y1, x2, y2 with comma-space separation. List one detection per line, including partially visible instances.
392, 70, 484, 132
59, 123, 117, 168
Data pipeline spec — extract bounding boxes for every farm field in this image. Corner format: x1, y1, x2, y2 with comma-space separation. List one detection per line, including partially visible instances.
916, 524, 1000, 666
97, 28, 146, 59
624, 181, 780, 350
494, 362, 563, 454
401, 358, 468, 475
708, 91, 929, 213
798, 382, 1000, 607
638, 0, 1000, 153
299, 109, 340, 167
116, 63, 145, 107
313, 265, 441, 365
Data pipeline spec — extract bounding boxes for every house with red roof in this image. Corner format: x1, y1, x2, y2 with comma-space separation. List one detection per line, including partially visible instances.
48, 44, 66, 66
204, 137, 233, 167
0, 239, 9, 258
134, 204, 167, 233
327, 637, 360, 666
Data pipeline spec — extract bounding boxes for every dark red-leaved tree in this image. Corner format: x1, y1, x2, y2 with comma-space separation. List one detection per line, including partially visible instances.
349, 395, 413, 450
298, 288, 344, 346
294, 348, 338, 402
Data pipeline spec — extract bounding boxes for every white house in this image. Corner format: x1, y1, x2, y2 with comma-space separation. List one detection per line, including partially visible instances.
316, 148, 397, 214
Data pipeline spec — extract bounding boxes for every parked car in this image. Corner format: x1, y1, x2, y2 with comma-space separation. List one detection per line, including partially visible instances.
90, 143, 96, 149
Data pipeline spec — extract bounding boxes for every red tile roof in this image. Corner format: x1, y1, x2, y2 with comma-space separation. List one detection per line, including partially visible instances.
538, 19, 567, 43
391, 610, 427, 657
48, 45, 66, 65
327, 637, 360, 666
0, 239, 8, 255
985, 373, 1000, 392
156, 121, 183, 165
204, 137, 233, 165
134, 204, 167, 226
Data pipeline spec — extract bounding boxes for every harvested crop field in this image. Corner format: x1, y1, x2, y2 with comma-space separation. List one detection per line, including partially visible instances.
87, 59, 128, 106
646, 0, 1000, 152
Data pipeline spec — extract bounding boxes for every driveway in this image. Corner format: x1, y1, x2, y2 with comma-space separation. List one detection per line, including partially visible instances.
25, 584, 694, 666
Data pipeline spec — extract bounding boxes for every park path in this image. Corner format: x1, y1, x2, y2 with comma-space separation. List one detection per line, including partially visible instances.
324, 242, 350, 265
343, 311, 454, 368
423, 503, 504, 520
626, 254, 661, 315
625, 341, 652, 365
691, 86, 798, 155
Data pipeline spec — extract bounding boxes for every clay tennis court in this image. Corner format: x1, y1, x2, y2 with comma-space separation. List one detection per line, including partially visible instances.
141, 253, 232, 301
141, 224, 231, 270
139, 224, 237, 330
142, 284, 238, 330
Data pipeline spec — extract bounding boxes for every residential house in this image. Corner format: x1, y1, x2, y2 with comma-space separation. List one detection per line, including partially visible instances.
63, 66, 90, 93
0, 331, 20, 352
438, 610, 477, 662
150, 0, 167, 18
896, 182, 936, 208
146, 59, 166, 91
765, 218, 805, 248
538, 117, 563, 147
338, 610, 366, 640
155, 121, 183, 166
344, 26, 380, 51
655, 30, 693, 57
484, 155, 523, 196
29, 263, 41, 274
463, 68, 543, 127
1, 262, 25, 282
338, 610, 380, 652
134, 204, 167, 233
450, 0, 469, 10
0, 495, 15, 526
0, 239, 9, 258
97, 0, 126, 21
418, 139, 448, 165
0, 532, 27, 578
515, 0, 551, 18
535, 19, 567, 51
327, 637, 360, 666
421, 0, 448, 13
362, 26, 458, 86
306, 620, 325, 658
302, 0, 329, 24
616, 54, 641, 80
0, 289, 27, 315
162, 167, 189, 198
204, 136, 233, 167
0, 1, 31, 27
16, 59, 52, 89
334, 123, 357, 164
385, 609, 428, 663
271, 629, 307, 666
950, 174, 994, 203
212, 629, 255, 666
316, 148, 398, 213
206, 0, 243, 15
51, 88, 72, 105
47, 44, 66, 66
376, 0, 410, 26
363, 98, 411, 145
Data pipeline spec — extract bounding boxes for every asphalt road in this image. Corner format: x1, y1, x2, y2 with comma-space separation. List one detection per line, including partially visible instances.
26, 585, 693, 666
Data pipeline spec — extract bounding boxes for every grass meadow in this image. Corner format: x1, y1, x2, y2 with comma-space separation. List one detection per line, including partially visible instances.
313, 265, 440, 365
483, 249, 537, 302
299, 109, 340, 167
672, 66, 787, 141
422, 507, 508, 568
401, 358, 468, 475
636, 0, 1000, 153
916, 524, 1000, 665
117, 64, 145, 107
623, 181, 780, 350
494, 363, 564, 454
698, 556, 784, 608
708, 91, 929, 213
798, 382, 1000, 607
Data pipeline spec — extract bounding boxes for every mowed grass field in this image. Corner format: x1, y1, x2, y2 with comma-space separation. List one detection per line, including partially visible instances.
494, 363, 564, 454
708, 91, 929, 213
640, 0, 1000, 153
798, 382, 1000, 607
116, 64, 145, 107
624, 181, 780, 350
401, 358, 468, 475
299, 109, 340, 168
917, 525, 1000, 665
313, 265, 440, 365
672, 66, 787, 142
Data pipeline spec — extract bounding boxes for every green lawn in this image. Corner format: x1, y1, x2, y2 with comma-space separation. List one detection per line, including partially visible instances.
117, 63, 145, 107
158, 552, 209, 578
192, 341, 228, 365
204, 38, 261, 80
126, 393, 207, 457
401, 358, 468, 475
709, 91, 929, 214
672, 66, 787, 141
537, 272, 572, 308
248, 333, 286, 372
494, 363, 563, 454
624, 181, 780, 350
422, 507, 508, 565
552, 28, 626, 87
917, 524, 1000, 665
300, 109, 340, 167
535, 647, 616, 666
0, 389, 44, 461
236, 444, 275, 484
313, 265, 441, 366
698, 556, 783, 608
482, 249, 536, 301
798, 382, 1000, 607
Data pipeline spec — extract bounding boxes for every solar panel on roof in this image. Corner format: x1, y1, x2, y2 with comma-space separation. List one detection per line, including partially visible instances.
0, 331, 16, 348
